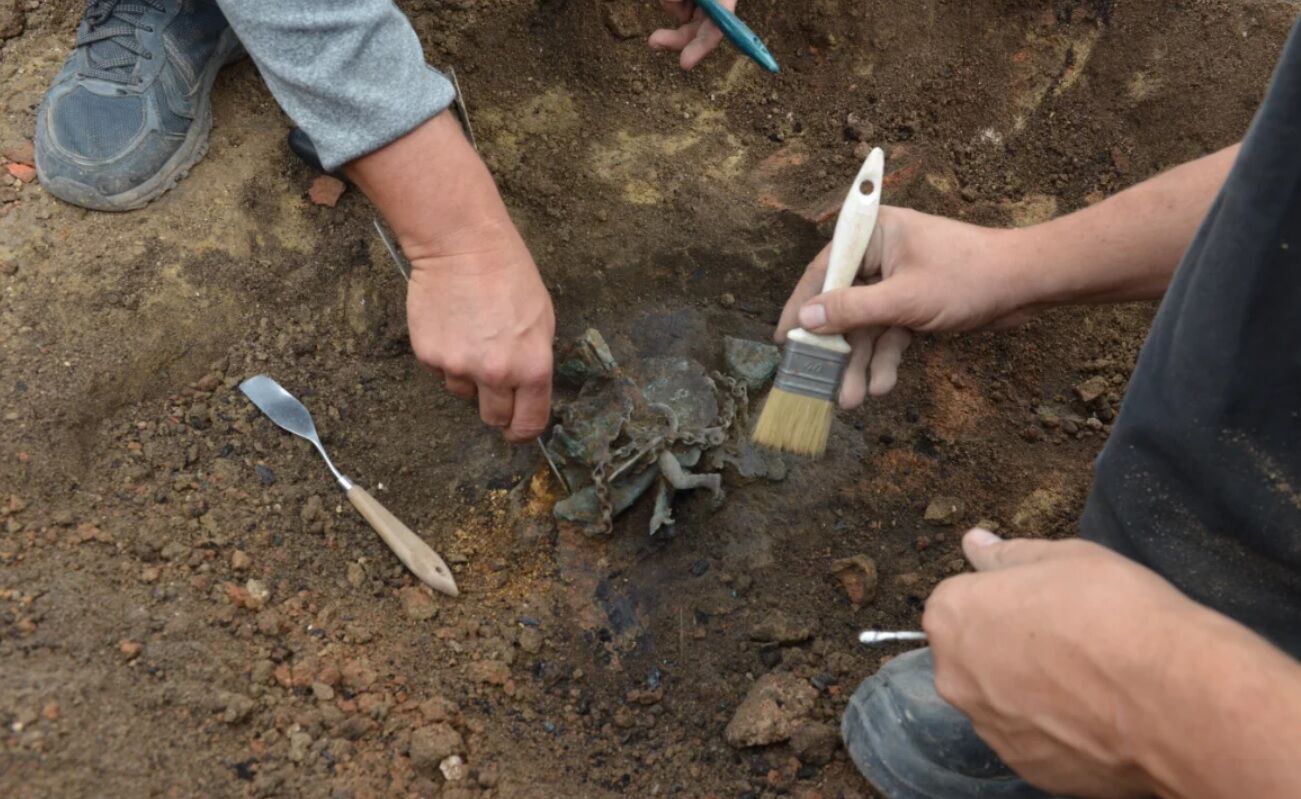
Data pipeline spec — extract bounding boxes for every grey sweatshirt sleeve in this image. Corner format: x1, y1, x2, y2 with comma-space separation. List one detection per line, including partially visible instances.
214, 0, 455, 171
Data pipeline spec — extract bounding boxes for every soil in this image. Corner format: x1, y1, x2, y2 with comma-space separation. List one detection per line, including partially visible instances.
2, 1, 1298, 797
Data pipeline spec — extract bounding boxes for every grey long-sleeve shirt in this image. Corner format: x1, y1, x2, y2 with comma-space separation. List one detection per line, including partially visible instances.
214, 0, 455, 171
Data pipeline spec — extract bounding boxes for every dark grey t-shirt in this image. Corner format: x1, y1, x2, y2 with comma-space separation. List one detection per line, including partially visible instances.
1081, 20, 1301, 657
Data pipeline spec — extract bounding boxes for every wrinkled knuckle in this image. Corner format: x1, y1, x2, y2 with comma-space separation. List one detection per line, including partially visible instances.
479, 360, 513, 388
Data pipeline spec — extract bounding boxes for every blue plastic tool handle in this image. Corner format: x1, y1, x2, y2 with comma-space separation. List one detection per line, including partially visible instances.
694, 0, 780, 73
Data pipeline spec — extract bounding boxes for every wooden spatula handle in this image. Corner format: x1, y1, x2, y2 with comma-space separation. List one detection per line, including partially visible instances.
346, 485, 459, 597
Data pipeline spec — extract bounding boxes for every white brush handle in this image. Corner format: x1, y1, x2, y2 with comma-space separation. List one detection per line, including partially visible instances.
788, 147, 885, 353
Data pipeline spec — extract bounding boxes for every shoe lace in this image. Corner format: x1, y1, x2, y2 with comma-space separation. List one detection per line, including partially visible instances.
75, 0, 168, 85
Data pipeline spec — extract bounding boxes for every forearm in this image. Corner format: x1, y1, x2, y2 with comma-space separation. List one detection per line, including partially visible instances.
344, 111, 509, 258
1006, 144, 1240, 307
215, 0, 455, 171
1135, 605, 1301, 799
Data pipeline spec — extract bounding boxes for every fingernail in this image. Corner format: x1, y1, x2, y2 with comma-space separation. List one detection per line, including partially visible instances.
966, 528, 1001, 547
799, 304, 827, 328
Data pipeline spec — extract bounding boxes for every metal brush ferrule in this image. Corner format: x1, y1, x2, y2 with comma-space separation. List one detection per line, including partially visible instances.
773, 341, 849, 401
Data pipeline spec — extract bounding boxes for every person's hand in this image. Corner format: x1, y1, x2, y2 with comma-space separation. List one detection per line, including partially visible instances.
775, 207, 1041, 408
404, 220, 555, 442
649, 0, 736, 70
922, 530, 1205, 797
346, 111, 555, 442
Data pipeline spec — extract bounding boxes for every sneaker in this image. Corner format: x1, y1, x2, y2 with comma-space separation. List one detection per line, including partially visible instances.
35, 0, 243, 211
841, 648, 1060, 799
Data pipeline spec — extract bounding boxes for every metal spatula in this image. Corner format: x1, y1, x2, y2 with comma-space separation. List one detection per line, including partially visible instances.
240, 375, 458, 597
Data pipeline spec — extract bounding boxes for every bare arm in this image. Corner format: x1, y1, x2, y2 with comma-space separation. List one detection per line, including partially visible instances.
1012, 144, 1241, 307
1138, 603, 1301, 799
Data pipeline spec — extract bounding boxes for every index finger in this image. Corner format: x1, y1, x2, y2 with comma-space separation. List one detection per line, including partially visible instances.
506, 376, 553, 443
775, 243, 831, 342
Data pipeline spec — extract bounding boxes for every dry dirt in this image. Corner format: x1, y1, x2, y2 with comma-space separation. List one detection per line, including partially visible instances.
2, 1, 1298, 797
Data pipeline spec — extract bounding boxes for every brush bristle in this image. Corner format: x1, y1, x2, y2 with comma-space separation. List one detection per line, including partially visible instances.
751, 388, 835, 458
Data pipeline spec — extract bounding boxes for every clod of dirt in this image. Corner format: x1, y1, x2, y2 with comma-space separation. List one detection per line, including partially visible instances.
601, 2, 644, 40
517, 626, 543, 654
0, 1, 23, 39
749, 611, 814, 646
2, 141, 33, 166
469, 659, 510, 686
790, 721, 840, 766
923, 496, 964, 525
410, 723, 465, 775
1011, 487, 1069, 532
220, 692, 256, 724
830, 555, 878, 607
118, 640, 142, 660
231, 550, 251, 571
397, 585, 438, 621
724, 673, 819, 748
307, 175, 346, 207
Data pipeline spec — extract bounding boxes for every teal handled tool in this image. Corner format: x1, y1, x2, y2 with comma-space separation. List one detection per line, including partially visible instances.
695, 0, 779, 73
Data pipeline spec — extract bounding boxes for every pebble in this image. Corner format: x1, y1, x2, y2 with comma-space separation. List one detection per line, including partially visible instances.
469, 659, 510, 686
724, 673, 819, 748
245, 579, 269, 609
690, 558, 710, 577
517, 626, 543, 654
222, 693, 256, 724
923, 496, 963, 525
439, 755, 468, 781
724, 337, 782, 392
790, 722, 840, 766
397, 586, 438, 621
41, 702, 59, 722
231, 550, 251, 571
749, 612, 813, 645
346, 562, 365, 588
311, 682, 336, 702
255, 464, 276, 485
119, 640, 142, 660
410, 723, 464, 775
1074, 376, 1109, 407
829, 555, 878, 607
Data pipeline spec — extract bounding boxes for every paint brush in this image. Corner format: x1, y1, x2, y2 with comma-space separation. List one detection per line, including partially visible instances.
752, 147, 884, 458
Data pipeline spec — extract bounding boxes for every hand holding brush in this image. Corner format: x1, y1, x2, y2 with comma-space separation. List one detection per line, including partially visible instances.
752, 147, 885, 457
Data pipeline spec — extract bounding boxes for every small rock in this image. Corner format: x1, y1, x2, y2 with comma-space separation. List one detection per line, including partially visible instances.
307, 175, 346, 207
336, 715, 373, 740
340, 658, 378, 691
923, 496, 963, 525
790, 722, 840, 766
719, 292, 736, 308
1, 163, 32, 183
440, 755, 468, 782
222, 693, 256, 724
41, 702, 60, 722
410, 723, 464, 775
119, 640, 142, 660
140, 565, 161, 583
749, 612, 813, 645
346, 562, 365, 588
469, 660, 510, 686
288, 730, 312, 763
231, 550, 251, 571
1, 141, 32, 166
311, 682, 336, 702
724, 337, 782, 392
517, 626, 543, 654
830, 555, 878, 606
255, 464, 276, 485
245, 579, 270, 609
397, 585, 438, 621
725, 673, 819, 748
1074, 376, 1109, 407
601, 1, 643, 39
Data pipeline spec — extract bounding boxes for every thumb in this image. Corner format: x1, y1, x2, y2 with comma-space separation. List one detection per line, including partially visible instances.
798, 278, 918, 335
962, 528, 1064, 572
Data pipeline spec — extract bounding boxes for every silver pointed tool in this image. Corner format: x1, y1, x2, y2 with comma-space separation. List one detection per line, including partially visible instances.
858, 630, 928, 646
240, 375, 458, 597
